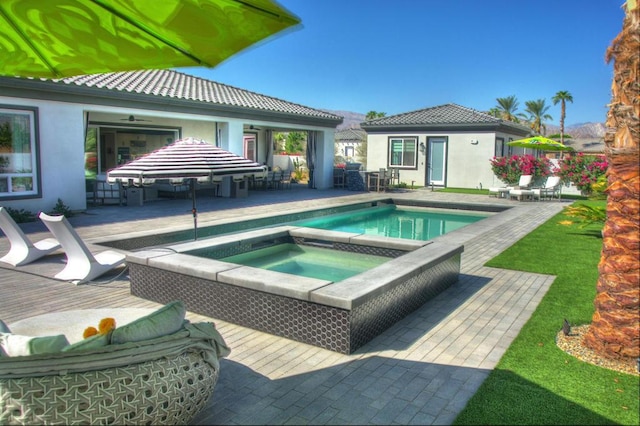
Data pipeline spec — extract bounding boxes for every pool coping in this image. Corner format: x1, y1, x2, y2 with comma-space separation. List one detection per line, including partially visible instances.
125, 222, 464, 353
125, 225, 459, 310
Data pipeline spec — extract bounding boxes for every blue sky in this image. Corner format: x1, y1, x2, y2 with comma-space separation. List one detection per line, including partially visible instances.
184, 0, 625, 125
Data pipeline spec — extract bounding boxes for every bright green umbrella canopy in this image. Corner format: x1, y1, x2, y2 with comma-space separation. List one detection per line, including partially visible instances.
0, 0, 300, 78
507, 136, 573, 152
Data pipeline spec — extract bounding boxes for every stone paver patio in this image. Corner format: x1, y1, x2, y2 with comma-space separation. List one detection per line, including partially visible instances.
0, 186, 568, 424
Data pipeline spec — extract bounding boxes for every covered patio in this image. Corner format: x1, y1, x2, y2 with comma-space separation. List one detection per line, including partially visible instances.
0, 69, 342, 215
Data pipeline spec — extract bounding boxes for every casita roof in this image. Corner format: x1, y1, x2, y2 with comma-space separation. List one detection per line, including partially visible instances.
360, 103, 530, 135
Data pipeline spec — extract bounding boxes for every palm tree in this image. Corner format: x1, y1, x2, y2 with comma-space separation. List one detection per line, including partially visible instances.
552, 91, 574, 144
520, 99, 553, 135
583, 1, 639, 361
365, 111, 386, 120
495, 95, 520, 122
487, 107, 501, 118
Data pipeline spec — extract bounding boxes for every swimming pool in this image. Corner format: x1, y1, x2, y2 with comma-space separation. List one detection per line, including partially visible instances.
101, 199, 502, 251
295, 204, 489, 240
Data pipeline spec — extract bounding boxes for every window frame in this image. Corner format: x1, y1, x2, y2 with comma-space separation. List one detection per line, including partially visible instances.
344, 145, 354, 159
494, 137, 505, 157
387, 136, 418, 169
0, 105, 41, 200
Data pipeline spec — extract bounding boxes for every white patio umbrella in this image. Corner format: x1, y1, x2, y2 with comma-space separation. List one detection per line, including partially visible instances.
107, 137, 266, 239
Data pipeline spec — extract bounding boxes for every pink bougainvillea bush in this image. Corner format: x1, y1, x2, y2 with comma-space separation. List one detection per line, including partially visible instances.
557, 153, 608, 194
490, 155, 554, 185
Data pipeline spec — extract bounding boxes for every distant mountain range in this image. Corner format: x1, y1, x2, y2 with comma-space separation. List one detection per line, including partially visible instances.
546, 122, 606, 139
325, 109, 606, 140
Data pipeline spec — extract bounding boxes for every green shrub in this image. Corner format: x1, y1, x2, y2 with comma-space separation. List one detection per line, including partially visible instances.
4, 207, 36, 223
49, 198, 74, 218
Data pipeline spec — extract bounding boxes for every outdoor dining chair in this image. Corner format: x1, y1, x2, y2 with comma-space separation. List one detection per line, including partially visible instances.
333, 168, 345, 188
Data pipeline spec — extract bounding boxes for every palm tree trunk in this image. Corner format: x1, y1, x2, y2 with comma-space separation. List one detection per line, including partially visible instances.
583, 2, 640, 360
560, 101, 566, 145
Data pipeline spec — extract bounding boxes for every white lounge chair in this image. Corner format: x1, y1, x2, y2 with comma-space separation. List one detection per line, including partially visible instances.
509, 176, 563, 201
38, 212, 126, 284
537, 175, 563, 200
0, 207, 61, 266
488, 175, 532, 198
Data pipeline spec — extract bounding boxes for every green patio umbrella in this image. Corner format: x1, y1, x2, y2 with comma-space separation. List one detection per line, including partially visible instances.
0, 0, 300, 78
507, 136, 574, 152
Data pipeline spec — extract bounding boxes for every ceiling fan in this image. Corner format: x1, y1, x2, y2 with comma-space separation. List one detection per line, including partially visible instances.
121, 115, 151, 122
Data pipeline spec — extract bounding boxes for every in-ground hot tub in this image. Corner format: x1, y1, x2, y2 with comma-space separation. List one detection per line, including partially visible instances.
126, 225, 464, 354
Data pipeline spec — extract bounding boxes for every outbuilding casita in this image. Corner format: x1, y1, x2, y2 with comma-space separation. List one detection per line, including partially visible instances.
361, 104, 531, 190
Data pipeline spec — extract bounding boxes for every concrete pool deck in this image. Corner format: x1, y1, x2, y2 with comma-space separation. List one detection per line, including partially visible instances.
0, 185, 569, 425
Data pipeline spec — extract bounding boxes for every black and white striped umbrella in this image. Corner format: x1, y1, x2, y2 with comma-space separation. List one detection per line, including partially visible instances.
107, 137, 266, 185
107, 137, 267, 239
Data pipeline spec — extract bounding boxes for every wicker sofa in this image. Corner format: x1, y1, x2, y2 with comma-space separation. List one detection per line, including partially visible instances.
0, 303, 229, 425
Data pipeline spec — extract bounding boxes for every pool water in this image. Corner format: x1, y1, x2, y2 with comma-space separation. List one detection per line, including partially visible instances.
220, 243, 389, 281
296, 205, 488, 241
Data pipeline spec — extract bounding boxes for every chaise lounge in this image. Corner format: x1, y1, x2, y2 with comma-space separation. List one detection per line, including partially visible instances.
509, 176, 563, 201
38, 212, 126, 284
0, 207, 61, 267
488, 174, 532, 198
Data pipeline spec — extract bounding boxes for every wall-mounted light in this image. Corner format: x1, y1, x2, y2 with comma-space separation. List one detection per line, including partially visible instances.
419, 142, 426, 154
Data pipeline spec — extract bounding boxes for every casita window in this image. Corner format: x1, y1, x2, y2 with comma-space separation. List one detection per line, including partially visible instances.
389, 137, 417, 168
0, 106, 39, 198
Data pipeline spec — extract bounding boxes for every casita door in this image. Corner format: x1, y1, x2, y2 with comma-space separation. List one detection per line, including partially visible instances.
427, 137, 447, 186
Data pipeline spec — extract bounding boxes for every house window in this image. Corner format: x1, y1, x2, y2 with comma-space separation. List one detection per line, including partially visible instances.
344, 145, 354, 158
0, 106, 39, 198
495, 137, 505, 157
389, 137, 417, 168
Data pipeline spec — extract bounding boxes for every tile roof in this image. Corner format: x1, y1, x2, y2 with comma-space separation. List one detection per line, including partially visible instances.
335, 128, 366, 142
52, 69, 342, 122
361, 103, 530, 132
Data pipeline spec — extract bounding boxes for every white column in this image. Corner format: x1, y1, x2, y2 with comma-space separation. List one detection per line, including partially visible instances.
314, 129, 335, 190
217, 121, 244, 155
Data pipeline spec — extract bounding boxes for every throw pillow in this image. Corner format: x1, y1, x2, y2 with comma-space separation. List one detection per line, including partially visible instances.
0, 319, 10, 333
0, 333, 70, 357
62, 331, 112, 353
110, 300, 186, 345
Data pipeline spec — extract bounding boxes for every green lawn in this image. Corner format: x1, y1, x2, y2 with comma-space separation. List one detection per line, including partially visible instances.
454, 200, 639, 425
